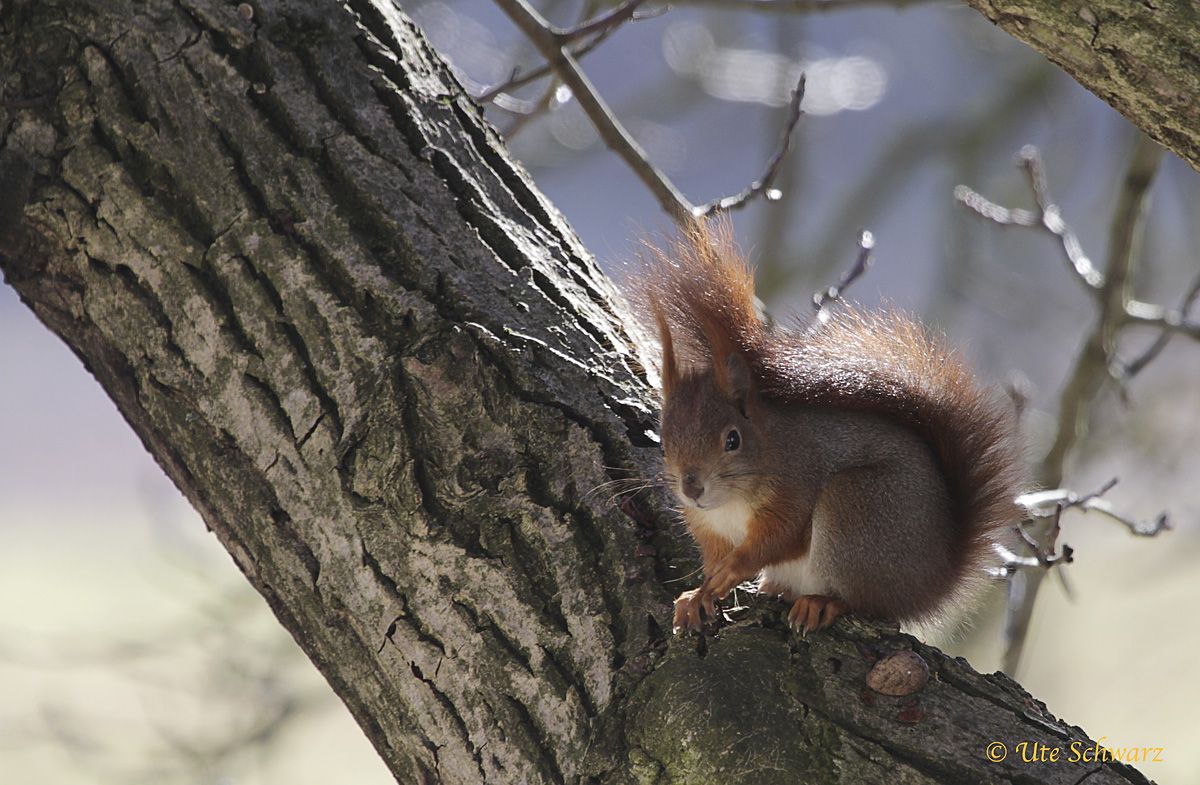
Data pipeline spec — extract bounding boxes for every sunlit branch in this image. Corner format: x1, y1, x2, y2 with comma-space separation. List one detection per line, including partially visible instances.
1117, 272, 1200, 381
992, 508, 1073, 578
695, 74, 807, 216
491, 0, 812, 224
812, 229, 875, 313
955, 145, 1103, 291
493, 0, 696, 221
1018, 477, 1170, 538
958, 137, 1171, 677
558, 0, 653, 42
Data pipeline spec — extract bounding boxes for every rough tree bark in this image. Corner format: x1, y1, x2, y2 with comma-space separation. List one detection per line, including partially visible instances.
963, 0, 1200, 173
0, 1, 1159, 783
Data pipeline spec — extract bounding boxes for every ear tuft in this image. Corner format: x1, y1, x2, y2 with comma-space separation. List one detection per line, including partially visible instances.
653, 305, 679, 399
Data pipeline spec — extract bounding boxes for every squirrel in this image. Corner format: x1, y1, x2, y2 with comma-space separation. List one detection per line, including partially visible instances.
632, 220, 1024, 634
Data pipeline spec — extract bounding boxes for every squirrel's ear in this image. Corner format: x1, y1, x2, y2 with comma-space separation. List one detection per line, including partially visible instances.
722, 352, 754, 416
653, 307, 679, 399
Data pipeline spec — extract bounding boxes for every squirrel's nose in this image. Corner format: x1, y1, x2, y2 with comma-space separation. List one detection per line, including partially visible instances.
681, 470, 704, 502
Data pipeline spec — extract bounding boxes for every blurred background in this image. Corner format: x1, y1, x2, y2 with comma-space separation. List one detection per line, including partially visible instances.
3, 0, 1198, 782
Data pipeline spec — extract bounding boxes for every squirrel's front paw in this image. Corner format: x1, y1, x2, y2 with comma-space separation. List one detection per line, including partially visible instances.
702, 551, 755, 599
672, 587, 717, 633
788, 594, 847, 635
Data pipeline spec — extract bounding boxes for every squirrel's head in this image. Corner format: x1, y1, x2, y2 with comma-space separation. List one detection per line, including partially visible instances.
656, 313, 765, 510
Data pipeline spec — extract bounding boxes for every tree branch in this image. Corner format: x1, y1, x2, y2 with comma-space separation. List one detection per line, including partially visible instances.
493, 0, 697, 221
961, 0, 1200, 173
958, 136, 1170, 677
491, 0, 810, 223
0, 1, 1165, 782
477, 0, 652, 104
955, 146, 1103, 291
812, 229, 875, 313
694, 74, 807, 216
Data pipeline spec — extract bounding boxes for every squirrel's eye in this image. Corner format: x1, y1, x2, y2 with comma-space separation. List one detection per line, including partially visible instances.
724, 429, 741, 452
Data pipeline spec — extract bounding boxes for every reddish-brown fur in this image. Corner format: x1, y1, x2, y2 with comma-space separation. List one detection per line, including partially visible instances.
635, 219, 1024, 627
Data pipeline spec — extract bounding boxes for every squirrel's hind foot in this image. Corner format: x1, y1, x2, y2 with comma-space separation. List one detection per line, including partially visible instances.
788, 594, 846, 635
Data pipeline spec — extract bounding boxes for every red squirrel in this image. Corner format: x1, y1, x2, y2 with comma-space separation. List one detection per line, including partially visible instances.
634, 221, 1024, 634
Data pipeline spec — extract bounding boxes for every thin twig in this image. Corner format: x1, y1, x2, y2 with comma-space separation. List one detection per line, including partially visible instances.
1039, 139, 1163, 490
492, 0, 810, 224
955, 145, 1103, 290
1075, 498, 1171, 537
492, 0, 697, 221
993, 503, 1073, 579
956, 144, 1200, 352
1123, 297, 1200, 339
795, 65, 1053, 298
992, 518, 1074, 577
480, 33, 606, 105
997, 473, 1173, 583
813, 230, 875, 312
555, 0, 652, 42
1017, 477, 1170, 537
960, 137, 1166, 677
1117, 272, 1200, 380
477, 0, 650, 104
695, 74, 807, 216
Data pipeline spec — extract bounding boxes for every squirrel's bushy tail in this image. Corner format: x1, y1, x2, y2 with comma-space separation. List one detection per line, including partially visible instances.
762, 309, 1024, 590
636, 219, 1023, 588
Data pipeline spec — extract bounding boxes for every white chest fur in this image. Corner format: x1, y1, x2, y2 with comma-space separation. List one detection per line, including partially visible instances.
690, 497, 753, 545
691, 500, 833, 599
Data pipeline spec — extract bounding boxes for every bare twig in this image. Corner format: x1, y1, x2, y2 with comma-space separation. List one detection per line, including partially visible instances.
695, 74, 807, 216
992, 513, 1074, 578
796, 65, 1053, 299
493, 0, 696, 221
1001, 138, 1163, 676
996, 474, 1170, 590
993, 500, 1073, 581
955, 145, 1102, 290
1017, 477, 1170, 537
958, 137, 1168, 676
479, 35, 603, 105
500, 78, 559, 138
477, 0, 651, 104
956, 144, 1200, 357
1123, 297, 1200, 340
1076, 498, 1171, 537
1039, 139, 1163, 490
491, 0, 811, 224
556, 0, 652, 42
813, 230, 875, 312
1117, 272, 1200, 380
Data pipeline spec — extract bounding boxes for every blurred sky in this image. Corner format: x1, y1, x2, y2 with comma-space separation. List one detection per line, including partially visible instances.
2, 0, 1199, 782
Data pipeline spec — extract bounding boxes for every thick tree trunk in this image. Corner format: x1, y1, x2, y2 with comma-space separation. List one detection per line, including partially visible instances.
964, 0, 1200, 173
0, 2, 1156, 783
